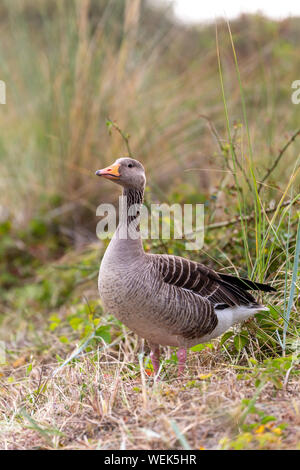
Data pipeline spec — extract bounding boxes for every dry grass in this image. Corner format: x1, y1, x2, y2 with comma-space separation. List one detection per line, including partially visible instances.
1, 337, 299, 450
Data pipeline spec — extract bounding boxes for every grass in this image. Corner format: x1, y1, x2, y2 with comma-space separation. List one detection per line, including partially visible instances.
0, 0, 299, 450
0, 336, 299, 449
0, 239, 299, 450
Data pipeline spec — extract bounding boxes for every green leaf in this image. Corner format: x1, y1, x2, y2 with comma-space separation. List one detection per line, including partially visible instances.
59, 336, 69, 344
190, 342, 213, 352
220, 330, 234, 346
261, 415, 276, 424
234, 334, 249, 351
95, 325, 111, 344
69, 317, 83, 331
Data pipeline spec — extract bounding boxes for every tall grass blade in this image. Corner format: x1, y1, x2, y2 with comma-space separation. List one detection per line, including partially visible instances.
282, 215, 300, 351
215, 24, 252, 273
169, 419, 191, 450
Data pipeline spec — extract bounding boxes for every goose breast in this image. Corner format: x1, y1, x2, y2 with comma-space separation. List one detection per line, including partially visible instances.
98, 253, 218, 347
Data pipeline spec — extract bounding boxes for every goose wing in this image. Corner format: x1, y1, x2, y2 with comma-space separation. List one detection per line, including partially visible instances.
150, 254, 275, 340
156, 254, 266, 308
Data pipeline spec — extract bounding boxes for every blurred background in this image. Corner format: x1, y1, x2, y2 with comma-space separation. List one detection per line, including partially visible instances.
0, 1, 299, 450
0, 0, 299, 231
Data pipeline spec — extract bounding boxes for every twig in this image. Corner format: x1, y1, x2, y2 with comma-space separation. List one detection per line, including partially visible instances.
258, 129, 300, 193
199, 114, 253, 193
106, 119, 133, 157
205, 198, 299, 231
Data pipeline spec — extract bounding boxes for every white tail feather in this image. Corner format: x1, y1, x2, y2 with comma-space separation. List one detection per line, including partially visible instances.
213, 304, 269, 337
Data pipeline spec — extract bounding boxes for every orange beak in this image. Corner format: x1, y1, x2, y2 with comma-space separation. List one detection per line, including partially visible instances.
95, 163, 120, 180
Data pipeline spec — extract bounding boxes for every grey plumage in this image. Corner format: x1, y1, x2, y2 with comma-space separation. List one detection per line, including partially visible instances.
96, 157, 276, 374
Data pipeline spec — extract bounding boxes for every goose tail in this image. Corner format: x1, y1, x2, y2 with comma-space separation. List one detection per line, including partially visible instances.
219, 274, 276, 293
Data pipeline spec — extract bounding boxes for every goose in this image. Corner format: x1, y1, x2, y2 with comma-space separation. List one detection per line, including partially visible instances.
95, 157, 276, 376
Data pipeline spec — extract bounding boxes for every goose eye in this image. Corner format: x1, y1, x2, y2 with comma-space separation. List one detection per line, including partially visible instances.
128, 163, 133, 168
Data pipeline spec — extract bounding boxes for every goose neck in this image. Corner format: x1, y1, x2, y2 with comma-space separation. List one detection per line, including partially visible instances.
113, 186, 145, 252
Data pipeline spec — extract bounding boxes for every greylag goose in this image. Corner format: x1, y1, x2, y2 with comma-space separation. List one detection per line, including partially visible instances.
95, 158, 276, 376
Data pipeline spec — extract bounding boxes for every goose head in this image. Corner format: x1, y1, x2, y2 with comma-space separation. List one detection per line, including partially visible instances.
95, 157, 146, 190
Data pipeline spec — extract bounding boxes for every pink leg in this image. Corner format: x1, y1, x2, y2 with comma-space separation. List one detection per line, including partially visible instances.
150, 344, 160, 376
177, 347, 187, 376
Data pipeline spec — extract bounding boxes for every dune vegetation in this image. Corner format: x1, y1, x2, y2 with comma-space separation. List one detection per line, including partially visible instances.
0, 0, 299, 450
